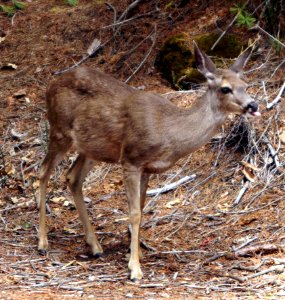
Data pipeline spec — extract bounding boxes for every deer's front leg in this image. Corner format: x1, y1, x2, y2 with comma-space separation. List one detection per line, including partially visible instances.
123, 166, 143, 281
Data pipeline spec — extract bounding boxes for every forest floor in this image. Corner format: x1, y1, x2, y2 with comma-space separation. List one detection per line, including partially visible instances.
1, 0, 285, 299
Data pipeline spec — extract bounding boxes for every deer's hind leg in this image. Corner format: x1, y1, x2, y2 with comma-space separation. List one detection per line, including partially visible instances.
38, 132, 71, 252
66, 154, 103, 256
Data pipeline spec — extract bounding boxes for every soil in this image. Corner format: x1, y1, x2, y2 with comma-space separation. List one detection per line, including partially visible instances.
1, 1, 285, 299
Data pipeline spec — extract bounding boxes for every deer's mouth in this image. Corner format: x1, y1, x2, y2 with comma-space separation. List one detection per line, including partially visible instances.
245, 101, 261, 117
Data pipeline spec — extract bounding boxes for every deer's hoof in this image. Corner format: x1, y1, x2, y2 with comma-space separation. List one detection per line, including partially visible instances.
38, 249, 47, 256
129, 268, 143, 282
92, 252, 103, 259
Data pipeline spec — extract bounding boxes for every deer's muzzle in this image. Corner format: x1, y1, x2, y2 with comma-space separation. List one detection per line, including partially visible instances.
246, 101, 260, 117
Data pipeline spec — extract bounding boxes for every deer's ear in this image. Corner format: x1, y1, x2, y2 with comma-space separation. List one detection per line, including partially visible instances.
193, 41, 216, 79
230, 46, 253, 73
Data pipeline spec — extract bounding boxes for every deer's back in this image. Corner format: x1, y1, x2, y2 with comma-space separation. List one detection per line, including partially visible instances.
46, 67, 178, 165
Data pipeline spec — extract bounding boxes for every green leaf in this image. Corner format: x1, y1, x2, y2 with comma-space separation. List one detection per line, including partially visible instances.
12, 0, 27, 10
65, 0, 78, 6
236, 11, 255, 27
0, 5, 16, 17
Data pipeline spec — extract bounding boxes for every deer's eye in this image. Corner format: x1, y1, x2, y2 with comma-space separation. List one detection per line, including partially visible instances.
221, 87, 232, 94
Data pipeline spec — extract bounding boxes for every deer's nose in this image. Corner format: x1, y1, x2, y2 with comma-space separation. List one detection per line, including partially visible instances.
246, 101, 258, 112
246, 101, 260, 116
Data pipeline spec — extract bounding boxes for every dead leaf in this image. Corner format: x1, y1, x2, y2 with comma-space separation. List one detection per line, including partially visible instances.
242, 168, 255, 182
165, 198, 181, 208
13, 89, 26, 98
114, 216, 129, 223
1, 63, 17, 70
11, 197, 19, 204
63, 227, 77, 234
6, 164, 16, 175
280, 130, 285, 143
50, 196, 66, 203
11, 128, 28, 139
241, 160, 259, 171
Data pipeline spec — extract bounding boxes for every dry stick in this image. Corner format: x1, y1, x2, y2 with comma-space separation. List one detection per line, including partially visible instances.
211, 0, 250, 51
222, 265, 284, 283
263, 136, 280, 168
105, 2, 117, 32
146, 174, 196, 196
211, 14, 239, 51
266, 81, 285, 109
252, 25, 285, 49
102, 11, 155, 29
233, 180, 250, 206
117, 0, 143, 22
233, 236, 258, 252
124, 24, 157, 83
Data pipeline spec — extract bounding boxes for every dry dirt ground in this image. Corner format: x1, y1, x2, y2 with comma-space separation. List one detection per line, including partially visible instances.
1, 0, 285, 299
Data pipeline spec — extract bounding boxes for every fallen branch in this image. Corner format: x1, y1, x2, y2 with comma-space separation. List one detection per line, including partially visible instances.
235, 243, 279, 257
146, 174, 196, 196
124, 24, 157, 83
266, 81, 285, 109
219, 265, 284, 283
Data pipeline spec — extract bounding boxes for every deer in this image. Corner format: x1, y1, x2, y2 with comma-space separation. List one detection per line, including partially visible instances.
38, 42, 260, 281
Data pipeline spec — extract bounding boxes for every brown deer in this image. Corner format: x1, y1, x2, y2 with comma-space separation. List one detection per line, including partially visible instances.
38, 42, 260, 281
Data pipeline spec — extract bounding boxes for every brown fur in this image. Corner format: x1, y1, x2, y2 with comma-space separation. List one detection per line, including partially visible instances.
38, 43, 259, 281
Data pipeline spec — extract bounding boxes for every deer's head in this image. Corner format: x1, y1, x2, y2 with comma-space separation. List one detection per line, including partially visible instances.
194, 41, 260, 117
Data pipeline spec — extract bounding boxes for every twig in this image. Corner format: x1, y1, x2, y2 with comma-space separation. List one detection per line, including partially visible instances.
251, 25, 285, 49
211, 0, 250, 51
140, 283, 164, 288
146, 174, 196, 196
263, 136, 280, 168
246, 265, 284, 279
0, 199, 35, 212
235, 243, 278, 257
219, 265, 284, 283
233, 236, 258, 251
266, 81, 285, 109
117, 0, 143, 22
102, 12, 155, 29
230, 261, 265, 272
211, 14, 239, 51
124, 24, 157, 83
54, 38, 101, 75
233, 181, 250, 206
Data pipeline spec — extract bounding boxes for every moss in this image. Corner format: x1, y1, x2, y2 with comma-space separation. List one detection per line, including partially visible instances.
50, 6, 66, 14
156, 32, 246, 89
195, 33, 245, 58
155, 33, 193, 86
93, 0, 105, 4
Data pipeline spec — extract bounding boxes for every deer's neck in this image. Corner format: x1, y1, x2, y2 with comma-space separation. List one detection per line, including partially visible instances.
170, 90, 226, 157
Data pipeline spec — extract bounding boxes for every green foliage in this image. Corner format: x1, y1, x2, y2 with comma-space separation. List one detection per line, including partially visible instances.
64, 0, 78, 6
264, 0, 282, 36
165, 1, 175, 9
0, 5, 16, 17
12, 0, 26, 10
0, 0, 26, 17
230, 3, 256, 28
